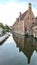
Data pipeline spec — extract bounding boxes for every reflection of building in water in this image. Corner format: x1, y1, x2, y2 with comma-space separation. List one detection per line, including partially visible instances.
13, 33, 37, 64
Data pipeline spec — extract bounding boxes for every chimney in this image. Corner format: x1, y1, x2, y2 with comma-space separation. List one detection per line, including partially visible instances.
29, 3, 32, 11
19, 12, 22, 16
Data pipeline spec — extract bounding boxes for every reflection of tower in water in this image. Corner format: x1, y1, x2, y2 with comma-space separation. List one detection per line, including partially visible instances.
12, 33, 36, 64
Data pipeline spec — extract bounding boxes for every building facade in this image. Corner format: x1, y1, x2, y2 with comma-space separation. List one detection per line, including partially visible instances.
12, 3, 36, 35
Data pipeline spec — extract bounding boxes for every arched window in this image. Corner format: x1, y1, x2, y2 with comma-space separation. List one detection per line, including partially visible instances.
25, 27, 27, 31
32, 22, 34, 24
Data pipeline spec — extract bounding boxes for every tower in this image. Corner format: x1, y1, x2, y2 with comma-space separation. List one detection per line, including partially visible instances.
29, 3, 32, 11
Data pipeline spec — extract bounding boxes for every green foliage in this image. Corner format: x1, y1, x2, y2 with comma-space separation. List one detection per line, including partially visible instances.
4, 24, 10, 32
0, 23, 5, 29
3, 29, 6, 34
0, 23, 10, 33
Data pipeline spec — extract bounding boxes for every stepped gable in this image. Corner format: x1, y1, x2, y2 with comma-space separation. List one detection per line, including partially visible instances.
22, 10, 28, 20
17, 10, 28, 22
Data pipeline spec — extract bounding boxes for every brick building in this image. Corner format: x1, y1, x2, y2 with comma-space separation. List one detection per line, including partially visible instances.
12, 3, 36, 35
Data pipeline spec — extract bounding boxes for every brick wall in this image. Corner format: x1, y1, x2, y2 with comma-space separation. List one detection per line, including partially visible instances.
12, 3, 36, 35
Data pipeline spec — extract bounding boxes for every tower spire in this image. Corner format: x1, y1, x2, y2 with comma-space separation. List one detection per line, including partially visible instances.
29, 3, 32, 11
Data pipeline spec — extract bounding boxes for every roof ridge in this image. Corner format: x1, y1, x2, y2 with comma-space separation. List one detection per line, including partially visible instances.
15, 10, 28, 22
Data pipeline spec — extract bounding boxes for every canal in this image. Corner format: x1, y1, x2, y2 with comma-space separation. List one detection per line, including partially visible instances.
0, 33, 37, 65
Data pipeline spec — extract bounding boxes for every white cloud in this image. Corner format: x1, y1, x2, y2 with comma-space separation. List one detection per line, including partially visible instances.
0, 2, 37, 26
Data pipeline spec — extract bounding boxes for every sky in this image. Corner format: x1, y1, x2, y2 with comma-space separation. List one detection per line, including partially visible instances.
0, 0, 37, 26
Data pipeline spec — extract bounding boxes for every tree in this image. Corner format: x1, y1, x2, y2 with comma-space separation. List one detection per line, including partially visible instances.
0, 23, 5, 29
5, 24, 10, 32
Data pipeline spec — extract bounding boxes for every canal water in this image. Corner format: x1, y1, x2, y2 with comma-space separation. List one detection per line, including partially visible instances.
0, 33, 37, 65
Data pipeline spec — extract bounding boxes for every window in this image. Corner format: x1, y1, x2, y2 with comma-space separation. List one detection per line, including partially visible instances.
32, 22, 34, 24
25, 27, 27, 31
32, 18, 33, 20
28, 17, 29, 19
36, 28, 37, 30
